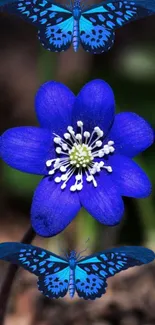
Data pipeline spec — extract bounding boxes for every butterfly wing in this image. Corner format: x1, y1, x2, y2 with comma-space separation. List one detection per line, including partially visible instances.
38, 267, 70, 298
103, 0, 155, 13
0, 242, 70, 298
79, 16, 115, 53
80, 0, 154, 53
0, 0, 22, 5
75, 264, 107, 299
37, 15, 73, 52
82, 0, 154, 29
75, 246, 155, 299
1, 0, 40, 25
2, 0, 73, 52
35, 0, 73, 52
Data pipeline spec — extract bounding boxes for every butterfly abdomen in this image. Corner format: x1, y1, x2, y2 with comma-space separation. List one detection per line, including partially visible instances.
73, 19, 80, 52
69, 269, 75, 298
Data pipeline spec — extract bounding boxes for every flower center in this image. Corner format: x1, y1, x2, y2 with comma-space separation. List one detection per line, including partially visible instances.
46, 121, 115, 192
69, 143, 93, 168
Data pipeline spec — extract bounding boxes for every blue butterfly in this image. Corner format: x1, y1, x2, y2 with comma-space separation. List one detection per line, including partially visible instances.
1, 0, 155, 53
0, 242, 154, 299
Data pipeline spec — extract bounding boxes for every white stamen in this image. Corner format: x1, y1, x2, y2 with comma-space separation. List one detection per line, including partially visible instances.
107, 166, 112, 172
95, 140, 102, 147
54, 137, 61, 144
46, 160, 52, 167
60, 166, 67, 172
84, 131, 90, 138
76, 134, 82, 141
61, 174, 68, 181
56, 147, 62, 154
108, 141, 114, 146
45, 121, 115, 192
62, 143, 68, 151
61, 183, 67, 189
98, 151, 104, 157
49, 170, 55, 175
86, 175, 93, 182
54, 177, 61, 183
94, 126, 100, 133
67, 126, 73, 132
76, 174, 82, 181
77, 121, 83, 127
70, 185, 77, 192
77, 183, 83, 191
109, 147, 115, 153
64, 133, 71, 140
94, 127, 104, 137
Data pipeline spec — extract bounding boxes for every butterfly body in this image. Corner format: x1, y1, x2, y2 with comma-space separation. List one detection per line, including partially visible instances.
2, 0, 155, 53
68, 250, 77, 298
72, 3, 81, 52
73, 20, 79, 51
69, 268, 75, 297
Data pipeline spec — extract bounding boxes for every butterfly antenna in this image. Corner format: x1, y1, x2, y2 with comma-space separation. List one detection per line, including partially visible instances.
76, 238, 90, 259
65, 0, 72, 10
61, 248, 69, 259
80, 0, 89, 10
85, 237, 90, 245
57, 239, 68, 259
70, 0, 73, 9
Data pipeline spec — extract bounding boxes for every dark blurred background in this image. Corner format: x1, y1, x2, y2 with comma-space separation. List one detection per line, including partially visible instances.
0, 7, 155, 325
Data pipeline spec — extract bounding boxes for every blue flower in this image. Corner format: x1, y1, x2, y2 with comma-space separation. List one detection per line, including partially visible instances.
0, 80, 154, 237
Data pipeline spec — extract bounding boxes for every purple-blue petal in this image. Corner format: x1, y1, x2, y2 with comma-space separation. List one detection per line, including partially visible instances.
31, 176, 81, 237
72, 79, 115, 135
1, 127, 53, 175
108, 112, 154, 157
35, 81, 75, 136
79, 172, 124, 226
109, 154, 152, 198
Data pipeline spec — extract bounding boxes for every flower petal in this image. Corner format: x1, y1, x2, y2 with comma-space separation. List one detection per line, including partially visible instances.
79, 173, 124, 226
1, 127, 52, 175
108, 112, 154, 157
35, 81, 75, 135
109, 154, 152, 198
72, 79, 115, 135
31, 176, 81, 237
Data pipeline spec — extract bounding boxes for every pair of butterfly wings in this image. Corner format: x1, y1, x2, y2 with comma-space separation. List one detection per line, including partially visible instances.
0, 243, 154, 299
3, 0, 154, 53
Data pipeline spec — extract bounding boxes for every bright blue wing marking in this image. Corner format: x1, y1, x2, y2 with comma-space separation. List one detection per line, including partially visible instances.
104, 246, 155, 263
0, 242, 68, 275
38, 267, 70, 298
82, 1, 154, 30
75, 265, 106, 299
33, 0, 73, 51
2, 0, 73, 52
102, 0, 155, 12
75, 246, 155, 299
2, 0, 72, 26
1, 0, 40, 25
38, 16, 73, 52
0, 242, 70, 298
79, 16, 115, 53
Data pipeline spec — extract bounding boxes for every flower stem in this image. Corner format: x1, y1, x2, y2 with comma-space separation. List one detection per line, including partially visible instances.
0, 226, 36, 325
